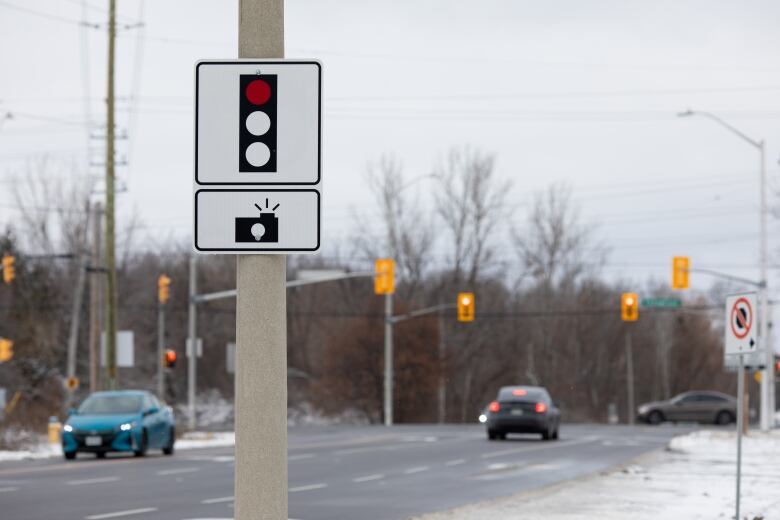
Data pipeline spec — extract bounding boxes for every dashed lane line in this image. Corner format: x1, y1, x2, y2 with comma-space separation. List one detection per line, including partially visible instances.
445, 459, 466, 466
403, 466, 430, 475
156, 467, 199, 476
0, 486, 19, 492
353, 474, 384, 483
84, 507, 158, 519
67, 476, 121, 486
289, 453, 316, 461
201, 496, 234, 504
481, 436, 597, 459
289, 483, 327, 493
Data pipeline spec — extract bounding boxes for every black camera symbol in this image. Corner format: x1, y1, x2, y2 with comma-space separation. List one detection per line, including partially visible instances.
235, 212, 278, 243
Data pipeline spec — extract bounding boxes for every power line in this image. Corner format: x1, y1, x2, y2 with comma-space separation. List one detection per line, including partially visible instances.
0, 0, 100, 28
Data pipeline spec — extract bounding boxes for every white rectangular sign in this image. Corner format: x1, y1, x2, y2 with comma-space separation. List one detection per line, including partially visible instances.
100, 331, 134, 367
194, 60, 322, 254
724, 293, 758, 356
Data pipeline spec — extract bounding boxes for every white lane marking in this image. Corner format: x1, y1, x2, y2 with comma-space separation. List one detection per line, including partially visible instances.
404, 466, 430, 475
289, 483, 327, 493
481, 436, 596, 459
445, 459, 466, 466
84, 508, 158, 519
0, 486, 18, 492
156, 467, 199, 476
353, 473, 384, 483
68, 476, 120, 486
201, 496, 234, 504
289, 453, 316, 461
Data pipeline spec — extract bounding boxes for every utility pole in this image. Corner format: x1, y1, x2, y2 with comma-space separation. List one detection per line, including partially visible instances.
156, 281, 167, 399
88, 202, 103, 392
625, 330, 635, 425
104, 0, 118, 390
384, 292, 394, 426
758, 142, 773, 431
235, 2, 288, 518
437, 308, 446, 424
187, 255, 197, 431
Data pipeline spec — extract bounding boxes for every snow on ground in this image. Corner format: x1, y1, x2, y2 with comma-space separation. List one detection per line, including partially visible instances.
412, 429, 780, 520
0, 431, 236, 462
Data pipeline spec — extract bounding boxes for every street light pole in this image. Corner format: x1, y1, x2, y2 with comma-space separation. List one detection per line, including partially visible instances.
678, 109, 772, 431
384, 292, 394, 426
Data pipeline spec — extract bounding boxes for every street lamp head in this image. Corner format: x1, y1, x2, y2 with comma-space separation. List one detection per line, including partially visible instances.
677, 109, 694, 118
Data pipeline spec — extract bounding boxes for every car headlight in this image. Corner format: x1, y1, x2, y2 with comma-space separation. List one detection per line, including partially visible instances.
478, 414, 487, 423
63, 424, 73, 433
638, 405, 649, 414
120, 422, 136, 431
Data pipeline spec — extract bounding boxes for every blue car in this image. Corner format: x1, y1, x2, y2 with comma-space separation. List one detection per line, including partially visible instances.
62, 390, 175, 460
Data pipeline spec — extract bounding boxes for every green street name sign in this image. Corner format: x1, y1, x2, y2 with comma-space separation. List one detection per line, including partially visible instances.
641, 298, 682, 308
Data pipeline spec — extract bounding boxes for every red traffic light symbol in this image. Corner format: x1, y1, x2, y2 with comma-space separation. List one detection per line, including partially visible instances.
245, 79, 271, 105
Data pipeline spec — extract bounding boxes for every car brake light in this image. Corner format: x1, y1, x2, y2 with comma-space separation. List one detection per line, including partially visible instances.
535, 402, 547, 413
512, 389, 527, 396
489, 401, 500, 413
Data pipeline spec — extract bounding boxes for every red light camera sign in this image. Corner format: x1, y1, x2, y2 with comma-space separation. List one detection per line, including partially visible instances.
194, 61, 321, 254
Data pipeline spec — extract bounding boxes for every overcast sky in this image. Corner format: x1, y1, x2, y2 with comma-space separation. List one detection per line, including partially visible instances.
2, 0, 780, 311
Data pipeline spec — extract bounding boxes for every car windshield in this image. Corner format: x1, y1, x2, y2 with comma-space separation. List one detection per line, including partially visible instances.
498, 388, 545, 402
78, 395, 143, 415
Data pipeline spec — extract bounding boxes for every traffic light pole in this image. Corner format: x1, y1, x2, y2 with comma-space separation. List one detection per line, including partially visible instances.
187, 255, 197, 431
384, 292, 393, 426
236, 2, 287, 519
157, 300, 165, 399
385, 302, 458, 426
625, 330, 635, 425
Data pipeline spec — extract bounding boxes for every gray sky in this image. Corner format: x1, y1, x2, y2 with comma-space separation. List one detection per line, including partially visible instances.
1, 0, 780, 304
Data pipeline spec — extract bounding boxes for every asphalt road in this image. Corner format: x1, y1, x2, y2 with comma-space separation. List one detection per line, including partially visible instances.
0, 423, 698, 520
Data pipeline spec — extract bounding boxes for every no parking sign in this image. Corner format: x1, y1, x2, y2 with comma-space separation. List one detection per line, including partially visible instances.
725, 293, 758, 355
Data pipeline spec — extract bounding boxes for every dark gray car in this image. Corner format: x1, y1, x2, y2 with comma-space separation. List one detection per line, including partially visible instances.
637, 390, 736, 425
485, 386, 561, 441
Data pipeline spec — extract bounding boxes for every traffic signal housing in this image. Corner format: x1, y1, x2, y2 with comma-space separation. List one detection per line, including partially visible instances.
2, 254, 15, 284
239, 74, 277, 172
158, 274, 171, 304
457, 292, 475, 322
374, 259, 395, 295
164, 349, 177, 369
672, 256, 689, 290
0, 338, 13, 362
621, 292, 638, 322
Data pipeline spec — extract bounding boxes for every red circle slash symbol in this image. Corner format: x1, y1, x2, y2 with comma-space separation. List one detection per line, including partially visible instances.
730, 297, 752, 340
245, 79, 271, 105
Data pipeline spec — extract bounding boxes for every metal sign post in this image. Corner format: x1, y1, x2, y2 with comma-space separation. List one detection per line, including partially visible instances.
724, 292, 758, 520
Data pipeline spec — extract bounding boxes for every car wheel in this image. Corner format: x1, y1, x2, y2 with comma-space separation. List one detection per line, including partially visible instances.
487, 430, 498, 441
552, 426, 559, 440
542, 427, 552, 441
134, 430, 148, 457
498, 433, 506, 440
162, 426, 175, 455
715, 411, 734, 425
647, 410, 663, 425
95, 451, 106, 459
64, 451, 76, 460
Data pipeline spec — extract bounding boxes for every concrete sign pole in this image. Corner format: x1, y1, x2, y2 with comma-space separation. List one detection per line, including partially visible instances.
384, 292, 393, 426
235, 1, 288, 519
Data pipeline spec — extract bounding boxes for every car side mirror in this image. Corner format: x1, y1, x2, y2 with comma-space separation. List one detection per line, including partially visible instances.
144, 407, 159, 416
67, 407, 78, 417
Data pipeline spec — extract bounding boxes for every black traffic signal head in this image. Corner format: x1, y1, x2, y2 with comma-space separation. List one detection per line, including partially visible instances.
239, 74, 277, 173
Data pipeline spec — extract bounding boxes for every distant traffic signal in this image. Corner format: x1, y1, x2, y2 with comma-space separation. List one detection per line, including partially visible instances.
457, 292, 475, 322
158, 274, 171, 304
164, 349, 177, 369
374, 259, 395, 295
2, 254, 15, 284
621, 293, 638, 322
0, 338, 13, 362
672, 256, 689, 290
239, 74, 277, 172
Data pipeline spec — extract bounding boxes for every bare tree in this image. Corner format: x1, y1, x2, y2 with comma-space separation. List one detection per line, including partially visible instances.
433, 147, 511, 285
353, 155, 435, 296
512, 182, 605, 289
